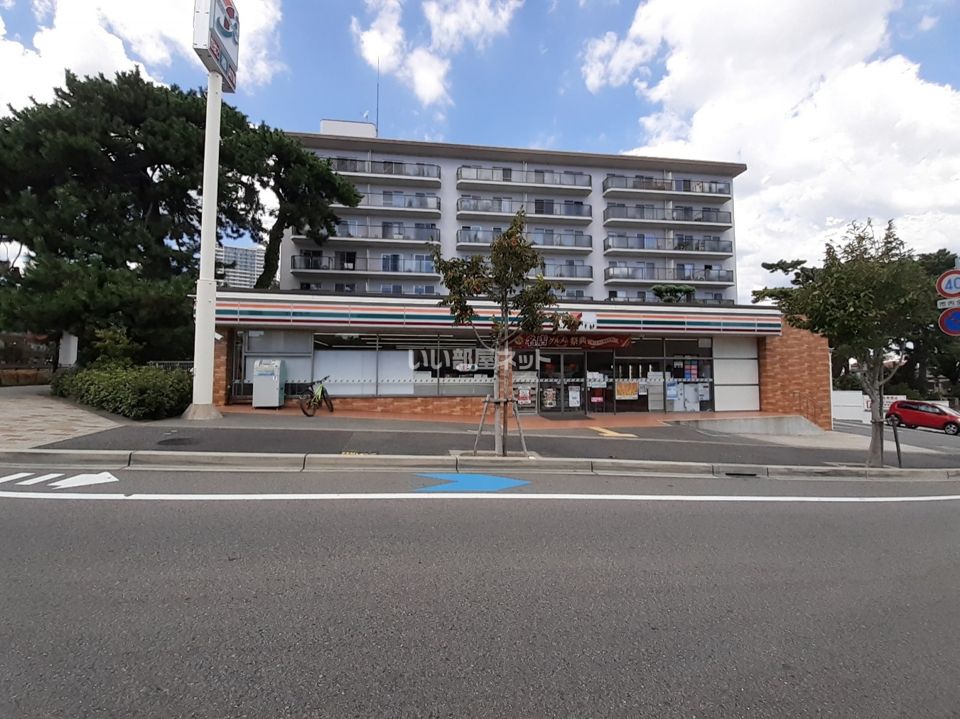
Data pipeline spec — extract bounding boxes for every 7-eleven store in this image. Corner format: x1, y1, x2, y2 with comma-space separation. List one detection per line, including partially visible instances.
212, 290, 832, 429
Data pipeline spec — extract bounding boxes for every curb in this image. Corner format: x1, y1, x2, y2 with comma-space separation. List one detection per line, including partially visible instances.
1, 449, 959, 480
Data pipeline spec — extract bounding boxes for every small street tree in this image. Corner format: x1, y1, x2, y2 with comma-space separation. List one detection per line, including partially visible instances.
432, 210, 581, 455
753, 220, 929, 467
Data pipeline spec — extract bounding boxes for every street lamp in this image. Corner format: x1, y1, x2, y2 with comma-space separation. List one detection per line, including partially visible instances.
183, 0, 240, 420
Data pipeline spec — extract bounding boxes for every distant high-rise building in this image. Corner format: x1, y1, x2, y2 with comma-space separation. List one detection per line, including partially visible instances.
216, 244, 266, 288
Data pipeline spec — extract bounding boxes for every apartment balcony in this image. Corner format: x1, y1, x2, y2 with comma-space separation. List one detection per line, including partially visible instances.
290, 255, 439, 278
457, 198, 592, 224
605, 296, 735, 305
456, 229, 592, 253
602, 174, 732, 202
298, 284, 442, 298
326, 157, 441, 187
602, 205, 732, 229
603, 235, 733, 257
294, 222, 440, 247
540, 264, 594, 283
334, 192, 441, 218
456, 166, 592, 194
603, 267, 735, 285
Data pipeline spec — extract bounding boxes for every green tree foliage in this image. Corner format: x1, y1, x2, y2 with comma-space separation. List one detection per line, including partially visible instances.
0, 70, 357, 360
254, 130, 360, 288
887, 249, 959, 397
753, 220, 929, 467
433, 210, 580, 455
651, 284, 696, 303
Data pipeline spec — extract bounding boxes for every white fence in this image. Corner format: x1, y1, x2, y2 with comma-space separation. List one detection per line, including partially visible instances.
832, 390, 950, 424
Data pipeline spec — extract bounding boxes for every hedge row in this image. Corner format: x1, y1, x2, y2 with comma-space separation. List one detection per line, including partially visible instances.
52, 365, 193, 420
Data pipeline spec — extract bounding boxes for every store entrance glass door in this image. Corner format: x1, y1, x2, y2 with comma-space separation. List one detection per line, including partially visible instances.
538, 351, 586, 414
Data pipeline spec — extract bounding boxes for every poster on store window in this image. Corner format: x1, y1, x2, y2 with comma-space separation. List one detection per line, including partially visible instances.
516, 386, 533, 406
541, 387, 558, 409
568, 385, 581, 409
666, 381, 679, 400
615, 380, 639, 400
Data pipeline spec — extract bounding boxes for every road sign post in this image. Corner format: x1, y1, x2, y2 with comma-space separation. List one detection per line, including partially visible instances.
183, 0, 240, 420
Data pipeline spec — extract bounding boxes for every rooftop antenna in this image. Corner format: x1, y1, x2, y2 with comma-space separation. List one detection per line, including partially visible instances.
375, 56, 380, 137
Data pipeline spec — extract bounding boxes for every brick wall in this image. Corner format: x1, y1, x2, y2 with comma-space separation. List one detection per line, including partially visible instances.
213, 328, 234, 407
757, 323, 832, 430
321, 396, 486, 416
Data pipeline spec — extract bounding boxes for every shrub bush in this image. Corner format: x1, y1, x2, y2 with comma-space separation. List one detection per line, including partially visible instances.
50, 367, 78, 397
57, 365, 192, 420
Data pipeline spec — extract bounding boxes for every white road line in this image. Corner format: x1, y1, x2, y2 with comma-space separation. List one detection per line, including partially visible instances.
17, 473, 64, 485
1, 491, 960, 504
0, 473, 33, 484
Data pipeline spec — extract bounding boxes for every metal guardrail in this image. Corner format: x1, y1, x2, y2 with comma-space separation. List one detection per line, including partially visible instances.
603, 267, 735, 282
603, 175, 731, 195
327, 157, 441, 179
456, 229, 592, 248
604, 235, 733, 253
603, 207, 732, 223
457, 166, 591, 188
291, 256, 438, 273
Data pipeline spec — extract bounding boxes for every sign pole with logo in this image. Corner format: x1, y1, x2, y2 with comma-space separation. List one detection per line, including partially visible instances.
184, 0, 240, 420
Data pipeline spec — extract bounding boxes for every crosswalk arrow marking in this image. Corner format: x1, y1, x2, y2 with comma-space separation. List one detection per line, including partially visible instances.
49, 472, 119, 489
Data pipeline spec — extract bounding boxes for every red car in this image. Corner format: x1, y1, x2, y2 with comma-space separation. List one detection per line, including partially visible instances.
885, 400, 960, 436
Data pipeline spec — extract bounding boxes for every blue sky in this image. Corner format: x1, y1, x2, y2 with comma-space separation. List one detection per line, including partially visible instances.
1, 0, 958, 296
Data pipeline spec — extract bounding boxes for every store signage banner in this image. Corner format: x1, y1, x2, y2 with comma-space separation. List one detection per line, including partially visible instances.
193, 0, 240, 92
511, 334, 632, 350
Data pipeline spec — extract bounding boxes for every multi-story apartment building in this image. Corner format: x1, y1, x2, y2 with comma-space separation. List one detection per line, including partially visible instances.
209, 121, 832, 428
216, 244, 266, 289
279, 121, 738, 305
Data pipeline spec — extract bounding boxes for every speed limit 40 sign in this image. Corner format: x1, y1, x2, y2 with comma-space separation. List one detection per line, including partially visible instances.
936, 269, 960, 298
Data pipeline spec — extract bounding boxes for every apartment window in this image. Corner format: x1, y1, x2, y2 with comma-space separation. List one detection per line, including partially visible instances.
382, 191, 394, 207
534, 198, 554, 215
494, 166, 512, 182
300, 282, 321, 291
414, 285, 436, 295
381, 284, 403, 295
334, 283, 356, 294
381, 253, 401, 272
413, 254, 435, 273
677, 263, 694, 280
563, 200, 584, 216
382, 221, 406, 239
334, 251, 356, 270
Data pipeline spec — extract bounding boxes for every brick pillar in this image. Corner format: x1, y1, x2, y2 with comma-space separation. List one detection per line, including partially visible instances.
758, 324, 832, 430
213, 328, 234, 406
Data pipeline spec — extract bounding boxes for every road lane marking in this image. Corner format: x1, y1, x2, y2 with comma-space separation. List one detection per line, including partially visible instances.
415, 473, 530, 492
0, 473, 33, 484
591, 428, 637, 438
2, 491, 960, 503
17, 473, 64, 485
49, 472, 119, 489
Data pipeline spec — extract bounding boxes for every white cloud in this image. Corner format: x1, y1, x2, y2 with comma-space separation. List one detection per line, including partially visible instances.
580, 0, 960, 300
0, 0, 284, 115
423, 0, 523, 54
351, 0, 523, 107
350, 0, 406, 73
402, 47, 451, 105
918, 14, 938, 32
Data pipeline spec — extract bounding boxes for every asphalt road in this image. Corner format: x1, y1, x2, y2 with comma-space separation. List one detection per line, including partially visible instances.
3, 468, 960, 718
41, 422, 960, 468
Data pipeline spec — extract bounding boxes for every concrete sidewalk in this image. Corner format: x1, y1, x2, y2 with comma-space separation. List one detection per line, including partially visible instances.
0, 385, 119, 449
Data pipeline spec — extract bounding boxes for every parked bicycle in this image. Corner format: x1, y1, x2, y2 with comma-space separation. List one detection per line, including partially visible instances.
299, 376, 334, 416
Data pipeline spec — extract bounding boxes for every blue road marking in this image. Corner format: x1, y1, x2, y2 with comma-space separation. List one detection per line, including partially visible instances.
415, 473, 530, 493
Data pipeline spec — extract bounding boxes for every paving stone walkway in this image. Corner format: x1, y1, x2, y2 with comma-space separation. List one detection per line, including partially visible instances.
0, 385, 119, 448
